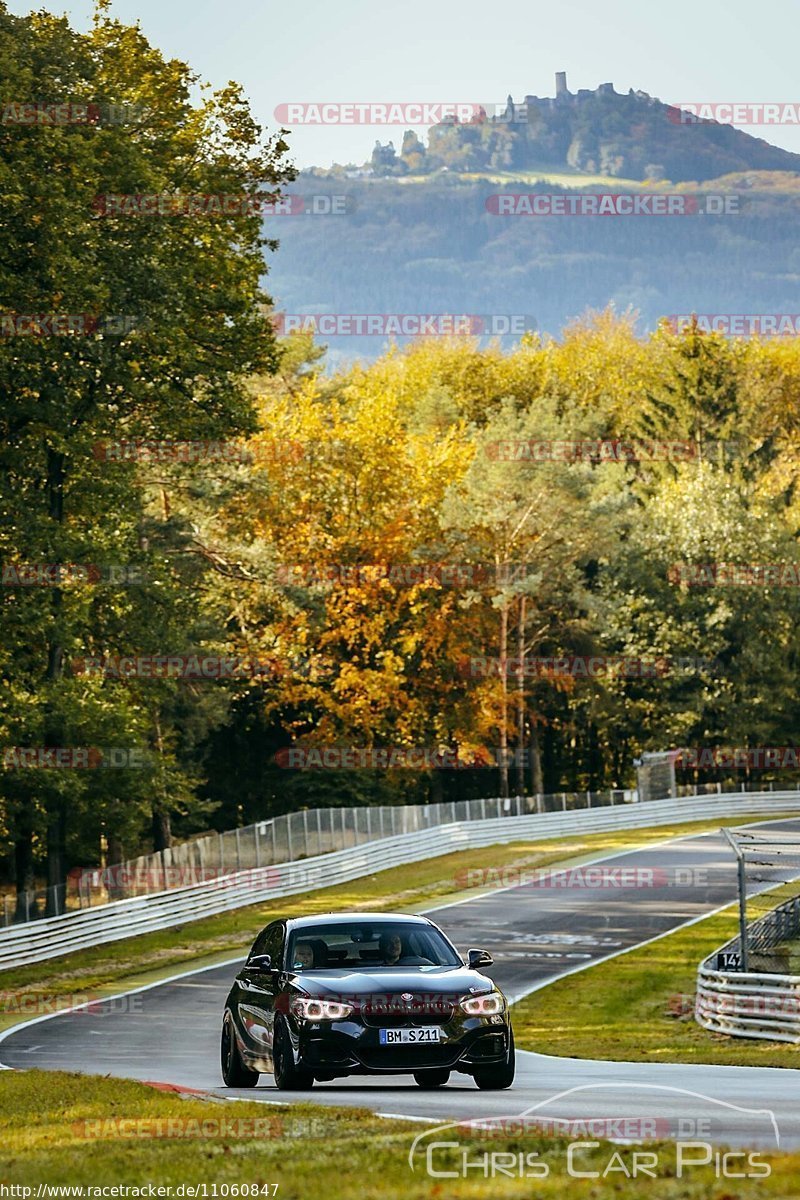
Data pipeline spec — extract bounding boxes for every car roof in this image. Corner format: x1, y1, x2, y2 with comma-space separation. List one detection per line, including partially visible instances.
285, 912, 434, 929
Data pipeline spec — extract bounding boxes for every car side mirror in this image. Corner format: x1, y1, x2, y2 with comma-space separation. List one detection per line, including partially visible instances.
467, 948, 494, 968
245, 953, 272, 972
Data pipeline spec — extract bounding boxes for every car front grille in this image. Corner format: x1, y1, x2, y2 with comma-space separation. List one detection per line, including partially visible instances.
358, 996, 456, 1028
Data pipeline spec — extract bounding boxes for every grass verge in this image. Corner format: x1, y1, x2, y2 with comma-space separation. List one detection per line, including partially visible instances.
1, 1070, 799, 1197
2, 812, 795, 1022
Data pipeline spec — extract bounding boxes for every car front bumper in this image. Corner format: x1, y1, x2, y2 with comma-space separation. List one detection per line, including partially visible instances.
291, 1015, 511, 1075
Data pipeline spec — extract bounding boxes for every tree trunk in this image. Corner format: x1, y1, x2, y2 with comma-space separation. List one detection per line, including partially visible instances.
106, 831, 125, 900
13, 821, 36, 922
43, 446, 67, 915
515, 596, 526, 796
498, 599, 509, 798
587, 720, 603, 790
429, 766, 443, 807
152, 711, 173, 851
529, 718, 544, 797
152, 807, 172, 852
45, 801, 67, 915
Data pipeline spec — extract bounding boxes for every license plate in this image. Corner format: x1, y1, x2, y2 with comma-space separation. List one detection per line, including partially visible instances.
379, 1027, 442, 1045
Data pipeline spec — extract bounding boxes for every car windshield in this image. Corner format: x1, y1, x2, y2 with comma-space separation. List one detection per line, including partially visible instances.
286, 921, 462, 971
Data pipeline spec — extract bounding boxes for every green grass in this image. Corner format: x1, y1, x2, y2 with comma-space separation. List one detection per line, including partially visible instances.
511, 891, 800, 1069
2, 1070, 799, 1197
2, 812, 793, 1028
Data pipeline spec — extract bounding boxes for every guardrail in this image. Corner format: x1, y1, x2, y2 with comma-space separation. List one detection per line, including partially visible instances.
696, 893, 800, 1043
9, 779, 784, 925
2, 790, 798, 971
8, 787, 639, 925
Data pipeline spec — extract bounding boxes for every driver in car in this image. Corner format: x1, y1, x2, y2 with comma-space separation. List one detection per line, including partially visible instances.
378, 931, 433, 966
293, 941, 315, 970
379, 932, 403, 964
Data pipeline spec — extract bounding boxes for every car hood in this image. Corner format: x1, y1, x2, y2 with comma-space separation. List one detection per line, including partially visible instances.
289, 966, 494, 997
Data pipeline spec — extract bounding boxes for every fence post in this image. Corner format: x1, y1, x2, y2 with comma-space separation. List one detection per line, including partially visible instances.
562, 793, 567, 811
235, 827, 242, 871
366, 807, 372, 839
723, 829, 749, 972
586, 791, 591, 808
254, 823, 261, 869
219, 832, 224, 874
302, 809, 310, 857
480, 798, 486, 821
287, 815, 294, 861
161, 849, 168, 891
316, 807, 323, 854
3, 893, 8, 926
379, 807, 385, 838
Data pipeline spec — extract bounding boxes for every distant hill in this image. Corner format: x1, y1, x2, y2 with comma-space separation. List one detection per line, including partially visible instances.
265, 167, 800, 366
361, 74, 800, 184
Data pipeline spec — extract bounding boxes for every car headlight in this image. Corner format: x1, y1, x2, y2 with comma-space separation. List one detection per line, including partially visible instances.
290, 997, 353, 1021
460, 991, 505, 1016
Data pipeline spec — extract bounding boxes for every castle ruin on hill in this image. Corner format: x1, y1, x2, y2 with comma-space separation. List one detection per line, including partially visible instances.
498, 71, 653, 122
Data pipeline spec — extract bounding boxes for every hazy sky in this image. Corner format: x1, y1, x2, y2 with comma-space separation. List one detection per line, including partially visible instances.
7, 0, 800, 168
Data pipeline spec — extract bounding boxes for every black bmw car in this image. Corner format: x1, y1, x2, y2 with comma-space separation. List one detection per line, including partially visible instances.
221, 912, 515, 1090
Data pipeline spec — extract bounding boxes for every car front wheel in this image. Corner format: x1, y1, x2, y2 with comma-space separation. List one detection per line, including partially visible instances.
221, 1011, 259, 1088
272, 1018, 314, 1090
473, 1028, 515, 1090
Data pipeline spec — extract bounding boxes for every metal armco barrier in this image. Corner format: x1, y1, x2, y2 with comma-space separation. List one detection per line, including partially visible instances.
2, 792, 799, 970
697, 893, 800, 1044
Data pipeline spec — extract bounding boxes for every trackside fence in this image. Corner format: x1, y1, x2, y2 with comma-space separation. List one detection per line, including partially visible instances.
6, 788, 638, 925
6, 779, 779, 924
2, 790, 799, 970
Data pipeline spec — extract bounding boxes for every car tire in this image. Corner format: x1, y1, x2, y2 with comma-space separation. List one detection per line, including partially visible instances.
413, 1069, 450, 1088
473, 1029, 515, 1090
272, 1018, 314, 1090
221, 1011, 259, 1088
